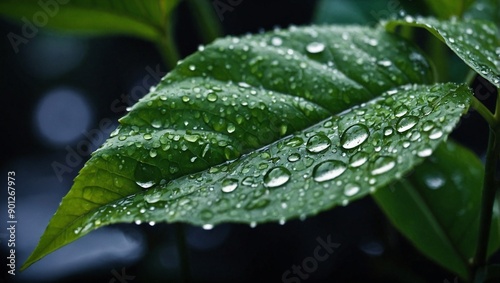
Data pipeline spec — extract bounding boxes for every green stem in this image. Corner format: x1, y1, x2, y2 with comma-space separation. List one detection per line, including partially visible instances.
157, 21, 181, 69
471, 96, 496, 127
465, 69, 477, 86
473, 89, 500, 280
175, 223, 190, 283
428, 36, 448, 82
186, 0, 224, 44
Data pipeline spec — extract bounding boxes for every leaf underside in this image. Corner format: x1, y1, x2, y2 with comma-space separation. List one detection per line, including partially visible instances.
375, 141, 500, 279
24, 25, 474, 270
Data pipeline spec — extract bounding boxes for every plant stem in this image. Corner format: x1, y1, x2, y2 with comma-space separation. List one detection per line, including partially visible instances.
175, 223, 190, 283
471, 96, 496, 127
473, 89, 500, 279
157, 21, 181, 69
186, 0, 224, 44
428, 36, 448, 82
465, 69, 477, 86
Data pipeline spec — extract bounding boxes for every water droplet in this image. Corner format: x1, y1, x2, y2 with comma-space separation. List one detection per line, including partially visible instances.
425, 174, 445, 190
184, 134, 199, 143
383, 127, 394, 136
306, 134, 331, 153
417, 147, 433, 157
288, 153, 301, 162
200, 209, 214, 221
344, 182, 360, 196
428, 129, 443, 140
227, 123, 236, 133
144, 190, 162, 203
306, 42, 325, 54
264, 166, 291, 188
207, 92, 218, 102
134, 162, 161, 189
143, 133, 153, 140
271, 37, 283, 46
341, 124, 370, 149
149, 149, 157, 158
395, 105, 409, 117
396, 116, 419, 133
202, 224, 214, 230
286, 137, 303, 147
378, 60, 392, 67
422, 121, 435, 132
370, 156, 396, 175
313, 160, 347, 182
221, 178, 238, 193
349, 151, 369, 168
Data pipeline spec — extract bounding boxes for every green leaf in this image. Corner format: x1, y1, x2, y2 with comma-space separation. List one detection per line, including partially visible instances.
0, 0, 180, 41
374, 141, 500, 280
24, 25, 445, 269
424, 0, 476, 19
465, 0, 500, 29
386, 17, 500, 87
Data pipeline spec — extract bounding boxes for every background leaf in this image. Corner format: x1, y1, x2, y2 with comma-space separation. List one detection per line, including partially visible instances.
424, 0, 476, 19
373, 141, 500, 279
386, 17, 500, 88
23, 25, 439, 269
0, 0, 180, 41
465, 0, 500, 29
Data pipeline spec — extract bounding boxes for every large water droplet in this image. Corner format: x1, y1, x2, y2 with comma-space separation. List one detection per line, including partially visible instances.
264, 166, 291, 188
306, 134, 331, 153
370, 156, 396, 175
313, 160, 347, 182
306, 42, 325, 54
134, 162, 161, 189
221, 178, 238, 193
396, 116, 419, 133
341, 124, 370, 149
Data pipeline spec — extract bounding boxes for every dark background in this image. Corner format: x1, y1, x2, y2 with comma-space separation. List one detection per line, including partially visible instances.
1, 0, 497, 282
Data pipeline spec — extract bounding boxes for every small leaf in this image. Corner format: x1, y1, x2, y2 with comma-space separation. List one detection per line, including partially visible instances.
0, 0, 180, 41
424, 0, 476, 19
386, 17, 500, 87
23, 25, 439, 269
374, 142, 500, 280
